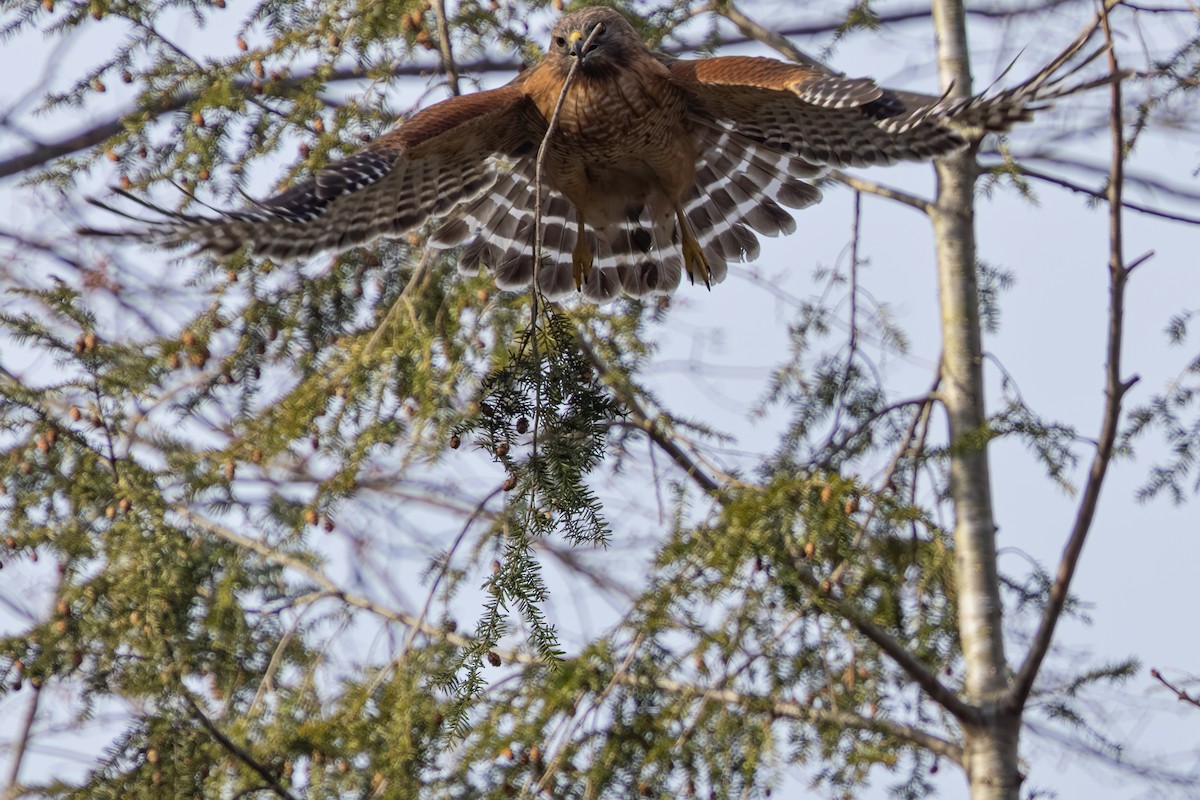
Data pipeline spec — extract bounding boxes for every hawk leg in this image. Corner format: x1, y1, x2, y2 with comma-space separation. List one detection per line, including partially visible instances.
572, 209, 594, 290
676, 206, 711, 290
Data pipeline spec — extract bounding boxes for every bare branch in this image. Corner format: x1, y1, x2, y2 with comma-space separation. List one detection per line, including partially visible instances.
647, 674, 965, 764
0, 117, 127, 180
1009, 5, 1140, 712
430, 0, 461, 95
830, 171, 935, 215
1150, 668, 1200, 710
707, 1, 825, 68
1000, 163, 1200, 225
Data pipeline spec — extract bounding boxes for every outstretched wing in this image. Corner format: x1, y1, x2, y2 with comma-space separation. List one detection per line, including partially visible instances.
666, 54, 1090, 168
82, 80, 537, 261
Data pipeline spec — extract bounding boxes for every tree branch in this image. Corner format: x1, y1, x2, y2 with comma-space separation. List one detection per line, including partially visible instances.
707, 1, 825, 68
647, 674, 965, 764
576, 335, 721, 495
830, 170, 935, 215
785, 550, 977, 722
182, 690, 300, 800
1009, 8, 1139, 711
1, 683, 41, 800
1150, 669, 1200, 711
180, 507, 961, 762
997, 164, 1200, 226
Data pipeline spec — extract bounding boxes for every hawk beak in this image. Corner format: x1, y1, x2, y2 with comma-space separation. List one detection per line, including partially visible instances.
567, 30, 585, 59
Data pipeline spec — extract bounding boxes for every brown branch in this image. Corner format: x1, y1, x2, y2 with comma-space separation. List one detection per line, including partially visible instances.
1009, 4, 1140, 712
1150, 669, 1200, 710
998, 164, 1200, 226
430, 0, 461, 95
1, 683, 42, 800
182, 690, 299, 800
707, 1, 825, 68
576, 336, 721, 495
830, 170, 935, 215
1019, 155, 1200, 205
0, 117, 127, 180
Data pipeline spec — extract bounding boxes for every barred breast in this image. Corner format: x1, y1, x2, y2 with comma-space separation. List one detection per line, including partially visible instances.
529, 57, 696, 226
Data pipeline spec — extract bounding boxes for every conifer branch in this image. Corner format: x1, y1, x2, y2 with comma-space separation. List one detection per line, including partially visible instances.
182, 690, 300, 800
786, 548, 976, 722
180, 508, 963, 762
576, 336, 722, 495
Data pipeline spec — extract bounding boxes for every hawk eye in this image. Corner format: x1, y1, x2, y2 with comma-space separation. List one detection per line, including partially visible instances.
554, 35, 566, 48
593, 22, 606, 36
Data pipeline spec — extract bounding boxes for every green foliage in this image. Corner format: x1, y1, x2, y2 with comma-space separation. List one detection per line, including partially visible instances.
1123, 309, 1200, 502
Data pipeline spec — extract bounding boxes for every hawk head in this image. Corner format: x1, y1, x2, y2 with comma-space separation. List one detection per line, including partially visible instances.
547, 7, 642, 72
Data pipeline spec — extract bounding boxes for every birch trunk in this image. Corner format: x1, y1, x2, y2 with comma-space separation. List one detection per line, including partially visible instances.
929, 0, 1020, 796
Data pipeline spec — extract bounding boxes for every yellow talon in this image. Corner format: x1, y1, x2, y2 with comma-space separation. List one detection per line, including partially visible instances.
572, 236, 593, 290
572, 211, 593, 290
677, 208, 711, 289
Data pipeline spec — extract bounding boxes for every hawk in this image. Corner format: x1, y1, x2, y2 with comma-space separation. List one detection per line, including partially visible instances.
85, 6, 1101, 302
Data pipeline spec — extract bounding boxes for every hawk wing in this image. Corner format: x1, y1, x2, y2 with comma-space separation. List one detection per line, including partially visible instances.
667, 55, 1061, 168
83, 80, 537, 261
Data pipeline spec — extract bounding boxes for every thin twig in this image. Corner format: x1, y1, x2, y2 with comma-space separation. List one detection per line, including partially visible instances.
1150, 669, 1200, 710
402, 487, 503, 655
827, 191, 863, 445
996, 163, 1200, 226
1009, 3, 1140, 712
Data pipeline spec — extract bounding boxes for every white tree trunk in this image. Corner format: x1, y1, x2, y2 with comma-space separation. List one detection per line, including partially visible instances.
929, 1, 1018, 797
